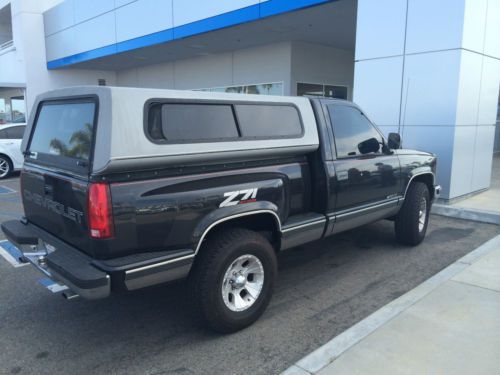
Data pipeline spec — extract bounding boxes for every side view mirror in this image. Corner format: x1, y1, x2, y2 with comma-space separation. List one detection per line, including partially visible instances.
358, 137, 380, 155
388, 133, 401, 150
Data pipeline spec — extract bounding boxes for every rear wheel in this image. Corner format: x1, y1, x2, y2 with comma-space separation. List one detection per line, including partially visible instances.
0, 155, 12, 179
189, 228, 277, 333
395, 182, 430, 246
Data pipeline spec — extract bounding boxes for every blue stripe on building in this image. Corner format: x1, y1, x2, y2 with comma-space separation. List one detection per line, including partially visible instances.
47, 0, 332, 69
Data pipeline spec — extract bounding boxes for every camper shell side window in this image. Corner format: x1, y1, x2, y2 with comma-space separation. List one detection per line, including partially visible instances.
144, 99, 304, 144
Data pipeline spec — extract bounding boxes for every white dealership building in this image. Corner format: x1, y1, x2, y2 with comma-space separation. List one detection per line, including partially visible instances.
0, 0, 499, 200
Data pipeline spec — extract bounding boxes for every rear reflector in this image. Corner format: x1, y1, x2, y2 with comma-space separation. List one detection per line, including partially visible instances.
88, 183, 114, 239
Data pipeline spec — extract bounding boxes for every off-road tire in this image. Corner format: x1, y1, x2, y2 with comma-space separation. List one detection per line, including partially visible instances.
395, 182, 430, 246
189, 228, 277, 333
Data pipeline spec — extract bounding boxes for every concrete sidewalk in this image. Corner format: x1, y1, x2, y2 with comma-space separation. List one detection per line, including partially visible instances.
283, 234, 500, 375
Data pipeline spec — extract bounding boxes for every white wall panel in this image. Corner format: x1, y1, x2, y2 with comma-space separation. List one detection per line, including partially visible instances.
174, 53, 233, 89
456, 50, 482, 126
353, 56, 403, 126
115, 0, 137, 7
478, 57, 500, 125
355, 0, 407, 60
116, 68, 139, 86
405, 0, 465, 54
72, 12, 116, 54
73, 0, 114, 24
462, 0, 487, 53
43, 0, 74, 36
173, 0, 259, 27
401, 50, 461, 126
449, 126, 475, 198
116, 0, 173, 43
0, 49, 25, 85
484, 0, 500, 58
45, 27, 75, 60
233, 43, 291, 87
471, 125, 495, 191
136, 62, 175, 88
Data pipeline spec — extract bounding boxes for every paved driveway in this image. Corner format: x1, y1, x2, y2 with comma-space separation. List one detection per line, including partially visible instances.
1, 176, 499, 375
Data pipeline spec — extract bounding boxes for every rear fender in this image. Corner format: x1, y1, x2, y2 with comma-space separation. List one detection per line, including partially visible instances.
191, 201, 282, 255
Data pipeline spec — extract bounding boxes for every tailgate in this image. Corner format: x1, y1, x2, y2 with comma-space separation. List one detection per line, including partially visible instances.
21, 166, 92, 256
21, 97, 97, 256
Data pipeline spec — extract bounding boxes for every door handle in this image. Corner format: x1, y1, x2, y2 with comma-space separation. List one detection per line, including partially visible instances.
5, 142, 14, 145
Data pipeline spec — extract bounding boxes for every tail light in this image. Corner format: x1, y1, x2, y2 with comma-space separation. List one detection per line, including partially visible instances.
88, 182, 114, 239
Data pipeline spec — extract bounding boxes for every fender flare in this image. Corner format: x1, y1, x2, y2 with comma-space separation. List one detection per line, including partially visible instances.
404, 170, 436, 198
191, 201, 282, 255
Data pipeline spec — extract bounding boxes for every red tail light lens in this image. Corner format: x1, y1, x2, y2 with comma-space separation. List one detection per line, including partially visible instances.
88, 182, 114, 239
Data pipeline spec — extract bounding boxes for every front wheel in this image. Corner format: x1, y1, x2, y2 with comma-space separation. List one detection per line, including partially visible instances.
395, 182, 430, 246
0, 156, 12, 179
189, 228, 277, 333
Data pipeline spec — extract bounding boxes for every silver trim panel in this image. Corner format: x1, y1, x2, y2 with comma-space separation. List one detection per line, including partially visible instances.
281, 218, 326, 233
334, 199, 400, 220
124, 210, 282, 275
125, 254, 195, 275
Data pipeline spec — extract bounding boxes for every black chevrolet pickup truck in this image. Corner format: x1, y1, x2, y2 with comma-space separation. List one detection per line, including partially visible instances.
2, 86, 440, 332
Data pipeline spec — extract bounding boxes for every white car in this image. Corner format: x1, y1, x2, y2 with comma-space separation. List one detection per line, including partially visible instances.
0, 123, 26, 179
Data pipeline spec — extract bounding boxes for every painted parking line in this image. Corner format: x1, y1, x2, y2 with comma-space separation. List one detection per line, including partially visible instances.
0, 185, 17, 194
0, 240, 28, 267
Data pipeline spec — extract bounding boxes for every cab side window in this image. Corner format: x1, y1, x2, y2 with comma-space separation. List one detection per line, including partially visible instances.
327, 105, 383, 158
0, 129, 7, 139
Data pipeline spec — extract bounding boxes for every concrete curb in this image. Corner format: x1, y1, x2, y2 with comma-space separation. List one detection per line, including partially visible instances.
432, 204, 500, 225
281, 234, 500, 375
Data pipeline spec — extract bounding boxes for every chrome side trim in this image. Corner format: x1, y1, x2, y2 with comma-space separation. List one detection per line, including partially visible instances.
125, 254, 195, 275
195, 210, 282, 255
281, 218, 326, 233
334, 199, 400, 220
403, 172, 436, 199
124, 210, 281, 275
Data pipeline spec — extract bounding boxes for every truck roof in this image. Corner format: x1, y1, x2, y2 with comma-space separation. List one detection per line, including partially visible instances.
23, 86, 320, 175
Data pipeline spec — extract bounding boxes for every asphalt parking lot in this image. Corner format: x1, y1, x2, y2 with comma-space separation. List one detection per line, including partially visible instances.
1, 175, 499, 375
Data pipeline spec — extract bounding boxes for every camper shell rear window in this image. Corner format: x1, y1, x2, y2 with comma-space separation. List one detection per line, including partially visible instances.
145, 100, 303, 144
27, 97, 98, 174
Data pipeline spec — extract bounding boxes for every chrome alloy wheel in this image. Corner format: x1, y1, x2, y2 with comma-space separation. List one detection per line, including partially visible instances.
418, 197, 427, 232
0, 157, 10, 178
222, 254, 264, 312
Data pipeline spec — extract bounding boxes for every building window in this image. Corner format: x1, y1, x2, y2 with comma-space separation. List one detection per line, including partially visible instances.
195, 82, 283, 96
0, 4, 13, 51
0, 88, 27, 124
297, 82, 348, 100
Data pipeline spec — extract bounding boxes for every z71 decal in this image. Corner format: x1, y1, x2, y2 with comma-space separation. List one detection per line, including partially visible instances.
219, 188, 259, 208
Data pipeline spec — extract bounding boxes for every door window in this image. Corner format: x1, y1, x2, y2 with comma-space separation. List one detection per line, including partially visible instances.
6, 125, 25, 139
327, 105, 383, 158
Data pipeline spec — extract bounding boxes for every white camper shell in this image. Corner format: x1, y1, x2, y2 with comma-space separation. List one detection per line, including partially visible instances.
23, 86, 320, 175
